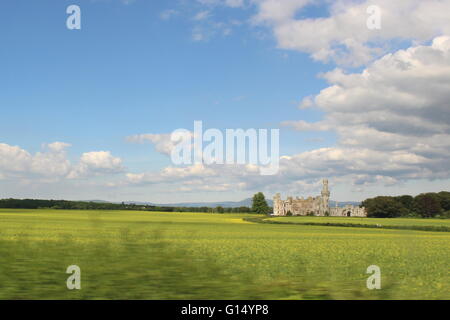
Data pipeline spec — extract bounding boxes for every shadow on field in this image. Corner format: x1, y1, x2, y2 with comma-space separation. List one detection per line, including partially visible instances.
0, 229, 392, 300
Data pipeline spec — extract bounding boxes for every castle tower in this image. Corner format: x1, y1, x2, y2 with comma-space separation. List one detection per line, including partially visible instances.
321, 179, 330, 215
273, 193, 282, 216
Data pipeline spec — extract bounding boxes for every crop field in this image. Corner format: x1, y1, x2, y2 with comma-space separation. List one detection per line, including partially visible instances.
269, 216, 450, 228
0, 209, 449, 300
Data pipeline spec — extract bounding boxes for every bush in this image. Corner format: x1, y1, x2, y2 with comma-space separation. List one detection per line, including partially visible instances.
439, 210, 450, 219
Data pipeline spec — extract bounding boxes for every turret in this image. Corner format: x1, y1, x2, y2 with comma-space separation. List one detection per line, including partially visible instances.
321, 179, 329, 195
273, 193, 282, 216
321, 179, 330, 214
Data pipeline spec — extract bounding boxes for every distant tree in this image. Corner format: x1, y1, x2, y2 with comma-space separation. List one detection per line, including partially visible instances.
414, 193, 442, 218
251, 192, 270, 215
238, 206, 251, 213
362, 196, 403, 218
216, 206, 225, 214
395, 195, 414, 212
437, 192, 450, 211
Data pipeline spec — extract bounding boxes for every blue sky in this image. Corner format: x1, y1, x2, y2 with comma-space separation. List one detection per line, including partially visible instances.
1, 0, 330, 155
1, 0, 450, 203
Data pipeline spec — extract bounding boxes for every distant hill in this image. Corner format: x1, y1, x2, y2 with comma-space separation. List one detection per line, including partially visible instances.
121, 198, 257, 208
329, 201, 361, 208
116, 198, 360, 208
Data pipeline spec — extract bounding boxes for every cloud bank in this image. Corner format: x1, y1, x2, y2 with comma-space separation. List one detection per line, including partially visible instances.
121, 37, 450, 195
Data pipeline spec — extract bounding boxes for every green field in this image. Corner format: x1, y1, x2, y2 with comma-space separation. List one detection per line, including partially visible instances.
259, 215, 450, 232
269, 216, 450, 227
0, 209, 449, 300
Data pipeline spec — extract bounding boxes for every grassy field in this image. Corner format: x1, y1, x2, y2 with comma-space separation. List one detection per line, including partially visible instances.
268, 216, 450, 227
0, 209, 449, 300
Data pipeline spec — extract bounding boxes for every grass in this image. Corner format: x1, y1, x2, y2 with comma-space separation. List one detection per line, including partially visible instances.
269, 215, 450, 227
248, 216, 450, 232
0, 209, 449, 300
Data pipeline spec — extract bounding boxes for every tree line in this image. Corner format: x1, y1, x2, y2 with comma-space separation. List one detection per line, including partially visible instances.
0, 198, 258, 214
3, 191, 449, 218
362, 192, 450, 218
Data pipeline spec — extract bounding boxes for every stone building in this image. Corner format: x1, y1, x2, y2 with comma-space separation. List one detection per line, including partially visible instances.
329, 204, 367, 217
273, 179, 367, 217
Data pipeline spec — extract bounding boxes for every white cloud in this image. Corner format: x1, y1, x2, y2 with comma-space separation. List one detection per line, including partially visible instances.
190, 21, 236, 41
0, 142, 124, 182
31, 143, 72, 177
296, 36, 450, 137
127, 133, 194, 156
251, 0, 311, 23
193, 10, 211, 21
197, 0, 245, 7
120, 37, 450, 195
282, 37, 450, 185
126, 164, 218, 185
251, 0, 450, 66
160, 9, 179, 21
189, 0, 248, 41
0, 143, 33, 175
122, 163, 261, 195
0, 142, 72, 180
46, 142, 71, 152
68, 151, 124, 179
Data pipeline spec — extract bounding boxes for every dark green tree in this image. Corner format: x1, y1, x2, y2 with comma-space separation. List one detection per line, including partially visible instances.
215, 206, 225, 214
414, 193, 442, 218
362, 196, 403, 218
251, 192, 270, 215
437, 191, 450, 211
395, 195, 414, 211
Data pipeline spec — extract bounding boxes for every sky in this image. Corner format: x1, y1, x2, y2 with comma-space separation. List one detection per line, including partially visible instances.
1, 0, 449, 203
